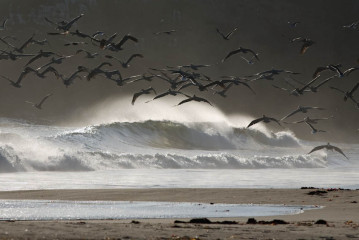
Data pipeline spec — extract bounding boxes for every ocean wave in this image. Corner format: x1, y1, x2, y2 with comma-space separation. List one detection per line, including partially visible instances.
52, 120, 300, 150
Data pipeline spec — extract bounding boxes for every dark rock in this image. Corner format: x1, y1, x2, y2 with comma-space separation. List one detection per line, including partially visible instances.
301, 187, 317, 189
246, 218, 257, 224
315, 219, 328, 225
350, 201, 357, 203
189, 218, 212, 224
307, 190, 328, 195
131, 220, 140, 224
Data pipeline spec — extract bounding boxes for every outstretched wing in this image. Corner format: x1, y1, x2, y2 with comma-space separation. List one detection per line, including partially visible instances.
349, 82, 359, 96
247, 117, 264, 128
38, 93, 53, 107
268, 117, 282, 127
308, 145, 326, 154
225, 27, 238, 39
281, 109, 300, 121
125, 54, 144, 65
216, 28, 226, 39
131, 91, 143, 105
222, 49, 242, 62
115, 35, 138, 49
332, 146, 349, 159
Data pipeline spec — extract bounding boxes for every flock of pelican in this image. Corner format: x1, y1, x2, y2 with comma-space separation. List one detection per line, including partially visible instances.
0, 13, 358, 160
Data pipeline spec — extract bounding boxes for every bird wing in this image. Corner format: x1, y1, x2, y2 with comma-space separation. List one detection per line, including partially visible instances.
38, 93, 53, 107
63, 14, 84, 31
247, 117, 264, 128
268, 117, 282, 126
329, 86, 345, 94
177, 97, 195, 106
222, 49, 242, 62
281, 109, 300, 121
313, 67, 328, 78
216, 28, 226, 39
305, 121, 316, 132
125, 54, 144, 65
308, 145, 326, 154
343, 67, 359, 77
313, 75, 336, 89
18, 35, 34, 52
300, 42, 312, 54
244, 48, 260, 61
115, 35, 138, 49
332, 146, 349, 159
131, 91, 143, 105
25, 54, 42, 66
195, 96, 212, 106
44, 17, 59, 27
349, 82, 359, 95
225, 27, 238, 39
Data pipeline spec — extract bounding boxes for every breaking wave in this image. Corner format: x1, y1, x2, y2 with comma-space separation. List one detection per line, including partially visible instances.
0, 118, 340, 172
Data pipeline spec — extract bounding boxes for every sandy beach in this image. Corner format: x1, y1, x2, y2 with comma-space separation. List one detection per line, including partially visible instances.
0, 188, 358, 239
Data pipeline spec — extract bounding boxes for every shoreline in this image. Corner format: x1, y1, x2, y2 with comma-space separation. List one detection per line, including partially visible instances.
0, 188, 358, 239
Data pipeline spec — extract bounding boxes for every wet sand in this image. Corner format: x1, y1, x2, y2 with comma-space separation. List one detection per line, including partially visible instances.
0, 188, 358, 239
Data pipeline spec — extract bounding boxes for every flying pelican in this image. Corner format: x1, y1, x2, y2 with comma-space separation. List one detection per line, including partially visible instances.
0, 67, 35, 88
45, 13, 84, 32
132, 87, 157, 105
176, 95, 213, 106
0, 50, 35, 61
105, 54, 143, 68
222, 47, 259, 62
25, 50, 59, 66
284, 116, 333, 124
305, 121, 326, 134
330, 83, 359, 106
85, 62, 112, 81
64, 41, 88, 46
308, 143, 348, 160
213, 83, 234, 98
247, 115, 282, 128
216, 27, 238, 40
108, 34, 138, 51
0, 34, 33, 53
0, 19, 8, 30
171, 64, 211, 71
60, 67, 86, 87
281, 106, 325, 121
25, 93, 53, 110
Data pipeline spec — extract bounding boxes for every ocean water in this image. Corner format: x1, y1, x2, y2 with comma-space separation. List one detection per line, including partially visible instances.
0, 110, 358, 190
0, 200, 320, 220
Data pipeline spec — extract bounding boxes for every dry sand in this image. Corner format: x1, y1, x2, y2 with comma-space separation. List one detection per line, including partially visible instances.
0, 188, 358, 239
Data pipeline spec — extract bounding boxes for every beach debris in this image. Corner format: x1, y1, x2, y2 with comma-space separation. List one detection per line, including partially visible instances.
315, 219, 328, 225
301, 186, 317, 189
174, 218, 237, 224
246, 218, 289, 225
131, 220, 140, 224
307, 190, 328, 196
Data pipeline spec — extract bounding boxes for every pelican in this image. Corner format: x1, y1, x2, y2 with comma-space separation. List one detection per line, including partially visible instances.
342, 20, 359, 30
45, 13, 84, 32
60, 68, 86, 87
0, 19, 8, 30
281, 106, 325, 121
171, 64, 211, 71
86, 62, 112, 81
216, 27, 238, 40
330, 82, 359, 106
284, 116, 333, 124
176, 95, 212, 106
25, 93, 53, 110
247, 115, 281, 128
0, 50, 35, 61
0, 67, 35, 88
0, 34, 35, 53
305, 121, 326, 134
308, 143, 348, 160
132, 87, 157, 105
108, 34, 138, 51
222, 47, 259, 62
213, 83, 234, 98
25, 50, 59, 66
105, 54, 143, 68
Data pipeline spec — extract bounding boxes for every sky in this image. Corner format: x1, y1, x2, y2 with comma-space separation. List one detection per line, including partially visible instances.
0, 0, 358, 143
